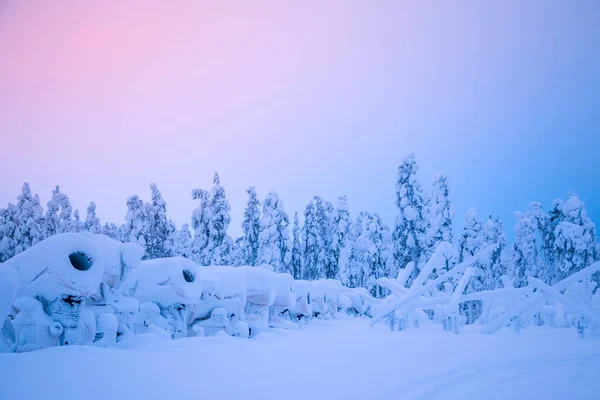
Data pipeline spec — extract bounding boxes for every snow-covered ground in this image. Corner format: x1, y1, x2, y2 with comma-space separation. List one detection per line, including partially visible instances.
1, 317, 598, 400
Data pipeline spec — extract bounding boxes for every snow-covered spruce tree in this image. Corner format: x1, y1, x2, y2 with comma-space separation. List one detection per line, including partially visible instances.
345, 212, 366, 288
554, 194, 599, 283
0, 204, 19, 262
351, 212, 394, 297
170, 223, 193, 259
206, 173, 234, 266
191, 188, 211, 265
302, 200, 321, 280
393, 153, 428, 287
524, 202, 556, 284
290, 212, 303, 279
241, 186, 261, 266
333, 196, 353, 283
45, 185, 61, 237
511, 212, 539, 288
424, 172, 454, 280
85, 202, 101, 234
56, 189, 73, 234
315, 196, 335, 279
482, 215, 508, 290
144, 183, 173, 259
12, 183, 46, 255
0, 206, 15, 262
102, 222, 120, 240
122, 194, 147, 251
70, 209, 86, 232
231, 237, 244, 266
458, 208, 486, 323
257, 191, 291, 273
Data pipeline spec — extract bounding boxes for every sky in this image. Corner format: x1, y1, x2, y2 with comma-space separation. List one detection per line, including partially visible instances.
0, 0, 599, 239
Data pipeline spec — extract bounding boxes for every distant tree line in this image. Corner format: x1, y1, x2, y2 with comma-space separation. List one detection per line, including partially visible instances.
1, 153, 598, 323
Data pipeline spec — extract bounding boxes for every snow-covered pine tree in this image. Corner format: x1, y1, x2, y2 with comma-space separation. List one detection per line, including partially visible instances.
45, 185, 61, 238
424, 172, 454, 280
85, 202, 101, 234
257, 191, 291, 273
170, 223, 193, 260
0, 204, 18, 262
70, 209, 86, 232
56, 189, 73, 234
511, 212, 539, 288
241, 186, 261, 266
482, 215, 508, 290
351, 212, 394, 297
314, 196, 335, 279
554, 194, 599, 283
190, 188, 211, 265
333, 196, 353, 283
122, 194, 147, 251
393, 153, 428, 287
12, 183, 46, 255
290, 212, 303, 279
302, 200, 321, 280
102, 222, 120, 240
144, 183, 172, 259
345, 212, 366, 288
458, 208, 486, 323
206, 173, 233, 265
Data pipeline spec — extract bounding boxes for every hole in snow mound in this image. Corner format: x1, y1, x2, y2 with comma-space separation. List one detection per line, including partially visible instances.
69, 252, 92, 271
182, 269, 195, 283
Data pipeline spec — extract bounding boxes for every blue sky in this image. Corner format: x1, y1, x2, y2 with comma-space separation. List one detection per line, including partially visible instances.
0, 0, 598, 239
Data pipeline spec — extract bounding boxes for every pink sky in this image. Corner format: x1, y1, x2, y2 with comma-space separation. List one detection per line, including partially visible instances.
1, 1, 598, 236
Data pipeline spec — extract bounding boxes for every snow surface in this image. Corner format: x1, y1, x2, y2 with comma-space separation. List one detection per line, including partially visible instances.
0, 317, 598, 400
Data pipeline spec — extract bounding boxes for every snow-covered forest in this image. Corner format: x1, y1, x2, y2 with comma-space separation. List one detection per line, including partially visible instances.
2, 153, 599, 316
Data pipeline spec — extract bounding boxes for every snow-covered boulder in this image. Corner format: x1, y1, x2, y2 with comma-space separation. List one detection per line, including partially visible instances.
291, 280, 312, 321
12, 297, 63, 352
192, 307, 230, 337
126, 257, 203, 339
3, 234, 105, 348
4, 233, 104, 303
238, 265, 276, 335
193, 265, 246, 322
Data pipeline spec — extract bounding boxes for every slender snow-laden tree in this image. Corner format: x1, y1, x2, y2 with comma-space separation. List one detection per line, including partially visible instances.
315, 197, 335, 279
12, 183, 46, 255
45, 185, 62, 237
333, 196, 353, 283
122, 195, 147, 250
206, 173, 233, 265
170, 223, 193, 260
482, 215, 508, 290
423, 172, 454, 281
57, 190, 73, 234
458, 208, 486, 323
257, 191, 291, 273
302, 201, 321, 280
511, 212, 539, 288
241, 186, 261, 266
427, 172, 453, 250
554, 194, 599, 283
393, 153, 428, 287
290, 212, 303, 280
191, 188, 211, 265
351, 212, 394, 297
144, 183, 172, 259
70, 209, 86, 233
102, 222, 120, 240
85, 201, 101, 234
0, 205, 18, 262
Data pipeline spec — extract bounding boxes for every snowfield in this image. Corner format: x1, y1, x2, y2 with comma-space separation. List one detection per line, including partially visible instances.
1, 317, 598, 400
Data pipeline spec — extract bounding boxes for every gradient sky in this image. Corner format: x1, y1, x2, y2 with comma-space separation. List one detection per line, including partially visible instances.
1, 0, 599, 239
